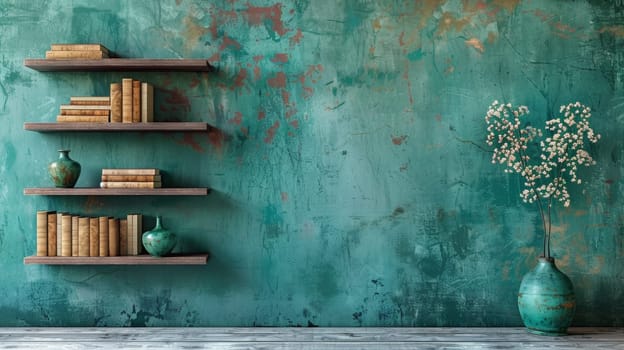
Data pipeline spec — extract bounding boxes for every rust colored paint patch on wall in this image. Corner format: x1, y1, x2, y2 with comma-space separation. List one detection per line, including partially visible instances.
163, 88, 191, 112
264, 120, 280, 143
271, 53, 289, 63
258, 110, 266, 120
243, 3, 288, 36
219, 35, 243, 51
268, 72, 287, 88
229, 112, 243, 125
232, 68, 248, 90
392, 135, 407, 145
465, 38, 484, 53
179, 133, 205, 153
290, 28, 303, 46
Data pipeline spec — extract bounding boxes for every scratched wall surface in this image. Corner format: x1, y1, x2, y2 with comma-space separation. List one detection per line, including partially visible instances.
0, 0, 622, 326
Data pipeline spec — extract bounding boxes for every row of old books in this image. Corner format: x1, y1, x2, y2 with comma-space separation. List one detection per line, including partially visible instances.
100, 168, 162, 189
56, 78, 153, 123
36, 211, 143, 257
45, 43, 110, 60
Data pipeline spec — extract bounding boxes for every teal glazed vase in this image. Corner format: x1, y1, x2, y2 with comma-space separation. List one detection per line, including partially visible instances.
518, 257, 576, 336
142, 216, 177, 257
48, 149, 81, 188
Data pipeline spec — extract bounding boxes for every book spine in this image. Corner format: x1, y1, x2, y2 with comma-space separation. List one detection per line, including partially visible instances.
61, 214, 72, 257
60, 109, 110, 116
70, 96, 110, 105
141, 82, 154, 123
59, 104, 111, 110
119, 219, 128, 256
50, 44, 109, 53
57, 212, 62, 256
47, 212, 57, 257
136, 215, 143, 254
101, 168, 160, 175
127, 215, 134, 255
45, 50, 107, 59
57, 115, 110, 123
36, 211, 48, 257
78, 217, 90, 257
101, 175, 161, 182
122, 78, 133, 123
109, 218, 119, 257
110, 83, 122, 123
89, 217, 99, 257
100, 181, 161, 189
132, 80, 141, 123
71, 216, 79, 257
99, 216, 109, 257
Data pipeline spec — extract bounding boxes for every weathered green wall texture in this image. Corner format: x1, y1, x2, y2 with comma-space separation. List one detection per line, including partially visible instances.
0, 0, 622, 326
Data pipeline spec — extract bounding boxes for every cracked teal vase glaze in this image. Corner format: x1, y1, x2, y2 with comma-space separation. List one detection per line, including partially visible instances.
518, 257, 576, 336
48, 150, 81, 188
142, 216, 177, 257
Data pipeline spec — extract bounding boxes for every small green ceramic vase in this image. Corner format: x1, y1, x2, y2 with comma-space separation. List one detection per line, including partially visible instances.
142, 216, 177, 257
518, 257, 576, 336
48, 149, 81, 188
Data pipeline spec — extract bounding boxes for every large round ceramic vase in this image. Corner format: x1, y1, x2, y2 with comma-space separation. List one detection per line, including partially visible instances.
48, 149, 81, 188
518, 257, 576, 336
142, 216, 177, 257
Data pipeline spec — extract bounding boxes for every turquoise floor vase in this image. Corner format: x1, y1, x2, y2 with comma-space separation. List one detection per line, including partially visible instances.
517, 257, 576, 336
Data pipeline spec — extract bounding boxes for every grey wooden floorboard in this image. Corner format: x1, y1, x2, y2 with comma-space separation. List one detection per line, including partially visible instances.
0, 327, 621, 349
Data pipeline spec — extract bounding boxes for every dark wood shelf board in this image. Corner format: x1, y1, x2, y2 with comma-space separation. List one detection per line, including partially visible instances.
24, 122, 210, 132
24, 253, 210, 265
24, 188, 210, 196
24, 58, 215, 72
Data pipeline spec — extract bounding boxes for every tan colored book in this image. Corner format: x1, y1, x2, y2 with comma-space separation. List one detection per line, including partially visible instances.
60, 104, 111, 110
71, 216, 79, 257
36, 211, 48, 257
70, 96, 110, 105
119, 218, 128, 256
47, 212, 57, 257
110, 83, 122, 122
61, 214, 72, 257
61, 109, 110, 116
141, 82, 154, 122
99, 216, 109, 257
101, 175, 161, 182
50, 44, 109, 53
100, 181, 161, 189
135, 214, 143, 255
45, 50, 108, 59
78, 217, 89, 257
122, 78, 133, 123
109, 218, 119, 257
57, 115, 110, 123
132, 80, 141, 123
57, 212, 62, 256
89, 217, 99, 257
102, 168, 160, 176
126, 215, 134, 255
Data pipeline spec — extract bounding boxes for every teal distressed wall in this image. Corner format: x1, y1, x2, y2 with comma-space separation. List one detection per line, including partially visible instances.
0, 0, 622, 326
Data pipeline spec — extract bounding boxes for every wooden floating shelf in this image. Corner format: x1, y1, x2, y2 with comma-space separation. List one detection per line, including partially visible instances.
24, 122, 210, 132
24, 58, 216, 72
24, 253, 210, 265
24, 188, 210, 196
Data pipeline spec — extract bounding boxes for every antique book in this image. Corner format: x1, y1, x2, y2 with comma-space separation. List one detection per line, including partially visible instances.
61, 214, 72, 257
45, 50, 108, 59
89, 217, 99, 257
122, 78, 133, 123
50, 44, 109, 53
36, 210, 48, 257
135, 214, 143, 255
102, 168, 159, 176
60, 109, 110, 116
100, 181, 161, 189
126, 214, 134, 256
119, 218, 128, 256
141, 82, 154, 122
110, 83, 122, 122
57, 115, 110, 123
132, 80, 141, 123
101, 175, 161, 182
71, 216, 79, 257
78, 217, 89, 257
47, 211, 57, 257
109, 218, 119, 257
56, 212, 62, 256
98, 216, 109, 257
60, 104, 111, 110
70, 96, 110, 105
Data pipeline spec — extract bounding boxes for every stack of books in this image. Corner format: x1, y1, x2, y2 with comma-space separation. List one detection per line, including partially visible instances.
45, 43, 110, 60
100, 168, 161, 189
36, 210, 143, 257
110, 78, 153, 123
56, 96, 111, 123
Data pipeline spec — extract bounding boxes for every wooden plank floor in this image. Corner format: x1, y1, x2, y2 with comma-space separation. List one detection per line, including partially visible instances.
0, 327, 621, 349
